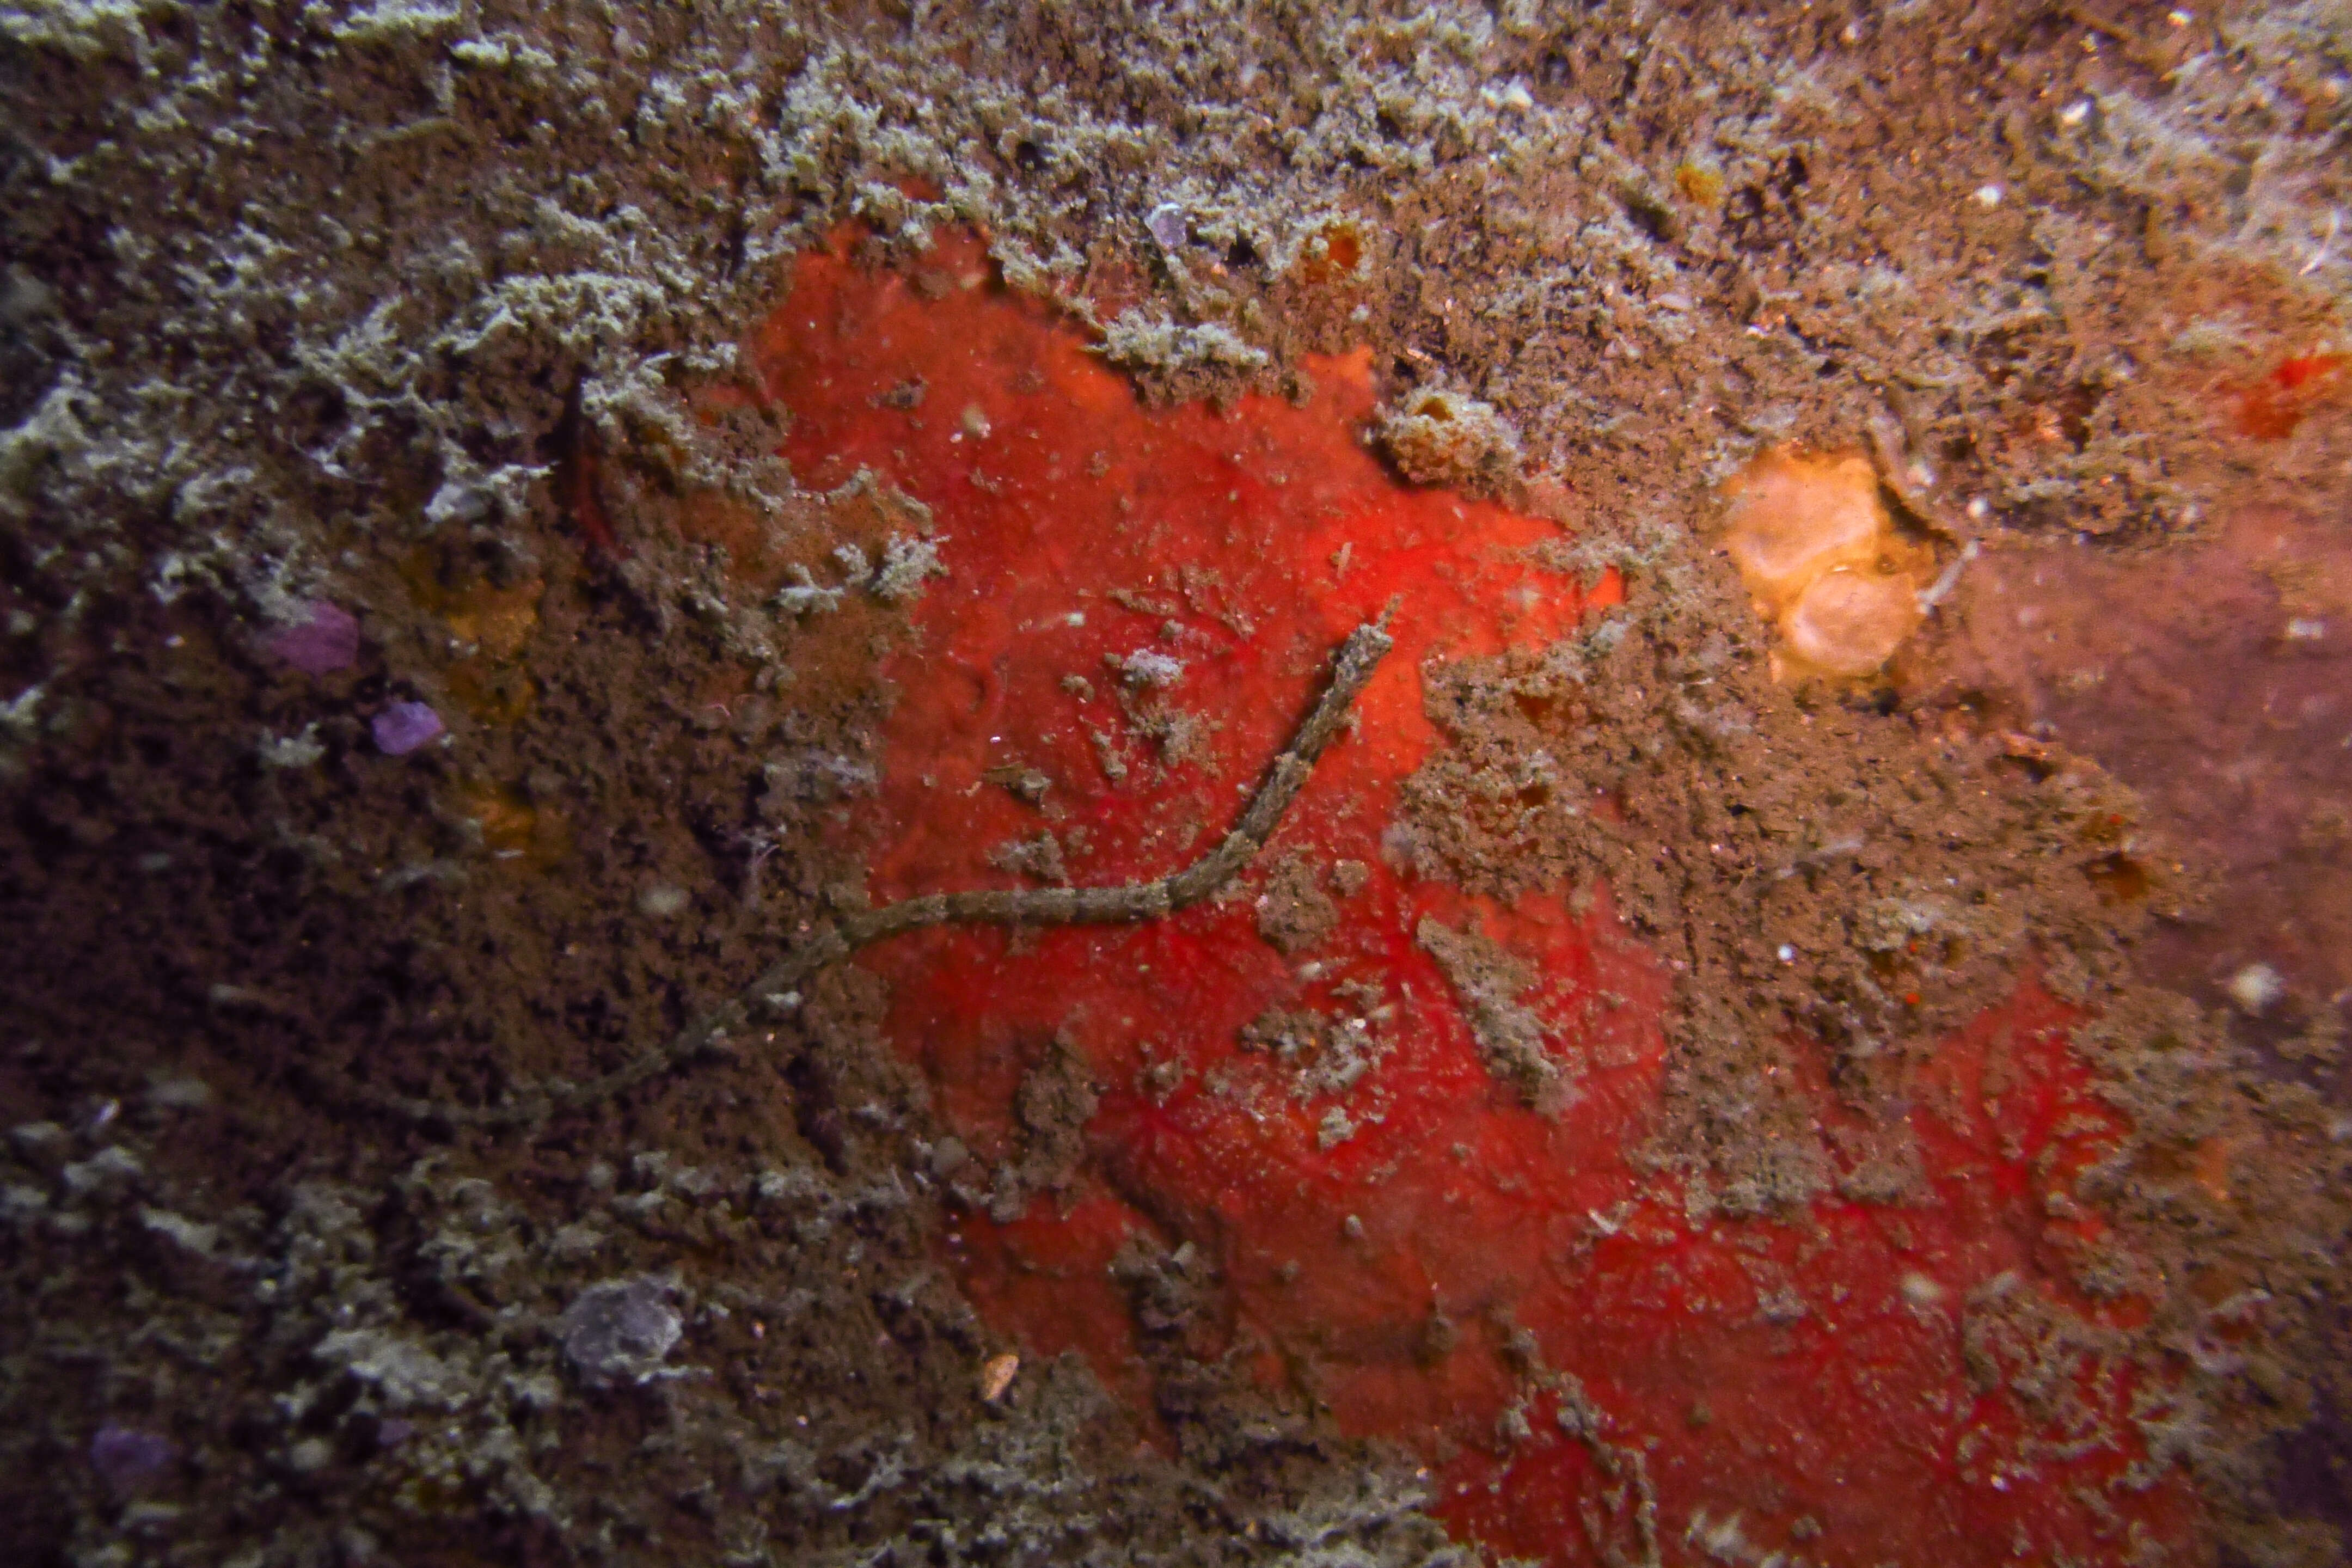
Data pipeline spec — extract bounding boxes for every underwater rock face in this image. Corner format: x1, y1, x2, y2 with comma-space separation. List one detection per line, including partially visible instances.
1933, 507, 2352, 1045
739, 229, 2199, 1566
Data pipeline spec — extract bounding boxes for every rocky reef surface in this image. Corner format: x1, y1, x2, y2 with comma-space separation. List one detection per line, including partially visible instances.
4, 3, 2351, 1565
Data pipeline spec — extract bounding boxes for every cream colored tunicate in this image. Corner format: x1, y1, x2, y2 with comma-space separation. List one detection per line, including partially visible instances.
1717, 448, 1932, 679
1780, 566, 1925, 678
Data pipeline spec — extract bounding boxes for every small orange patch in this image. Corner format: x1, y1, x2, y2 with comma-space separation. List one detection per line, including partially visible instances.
2191, 1137, 2235, 1205
446, 781, 568, 871
2235, 351, 2348, 440
1674, 160, 1725, 207
1293, 217, 1368, 287
397, 550, 545, 726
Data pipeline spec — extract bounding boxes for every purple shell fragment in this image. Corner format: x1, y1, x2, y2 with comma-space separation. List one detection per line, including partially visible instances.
561, 1277, 682, 1386
372, 701, 445, 756
266, 601, 360, 676
1146, 203, 1187, 250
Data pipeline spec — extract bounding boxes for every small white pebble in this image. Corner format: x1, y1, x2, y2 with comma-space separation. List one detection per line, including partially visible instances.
1145, 203, 1186, 250
2060, 100, 2092, 126
2227, 963, 2284, 1015
145, 1075, 213, 1112
1967, 497, 1990, 520
2167, 9, 2192, 26
638, 885, 689, 919
1901, 1271, 1946, 1308
259, 725, 326, 769
1120, 650, 1185, 689
2286, 618, 2326, 640
1777, 945, 1796, 963
1973, 184, 2004, 209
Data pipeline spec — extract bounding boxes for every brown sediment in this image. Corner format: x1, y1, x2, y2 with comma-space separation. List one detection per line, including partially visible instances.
346, 621, 1392, 1130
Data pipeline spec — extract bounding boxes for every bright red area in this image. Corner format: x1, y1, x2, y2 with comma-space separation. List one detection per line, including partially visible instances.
736, 228, 2202, 1566
2235, 351, 2347, 440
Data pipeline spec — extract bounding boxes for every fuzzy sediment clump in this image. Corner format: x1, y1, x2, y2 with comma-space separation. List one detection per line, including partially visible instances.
1373, 387, 1524, 493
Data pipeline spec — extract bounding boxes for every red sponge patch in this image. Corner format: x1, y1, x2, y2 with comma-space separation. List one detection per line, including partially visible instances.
737, 227, 2199, 1567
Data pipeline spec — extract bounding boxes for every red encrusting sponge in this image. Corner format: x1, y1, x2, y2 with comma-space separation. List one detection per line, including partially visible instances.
733, 225, 2199, 1567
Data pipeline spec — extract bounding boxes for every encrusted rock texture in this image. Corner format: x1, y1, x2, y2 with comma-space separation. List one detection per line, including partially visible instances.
3, 3, 2350, 1566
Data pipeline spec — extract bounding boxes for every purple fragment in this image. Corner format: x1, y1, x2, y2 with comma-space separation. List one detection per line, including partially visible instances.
561, 1277, 682, 1386
372, 701, 445, 756
266, 601, 360, 676
90, 1424, 175, 1490
1146, 203, 1187, 250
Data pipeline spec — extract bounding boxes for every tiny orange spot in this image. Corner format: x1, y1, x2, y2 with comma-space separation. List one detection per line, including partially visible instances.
441, 580, 542, 661
396, 550, 544, 726
1295, 217, 1367, 287
1674, 161, 1725, 207
447, 781, 568, 871
2190, 1137, 2235, 1204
